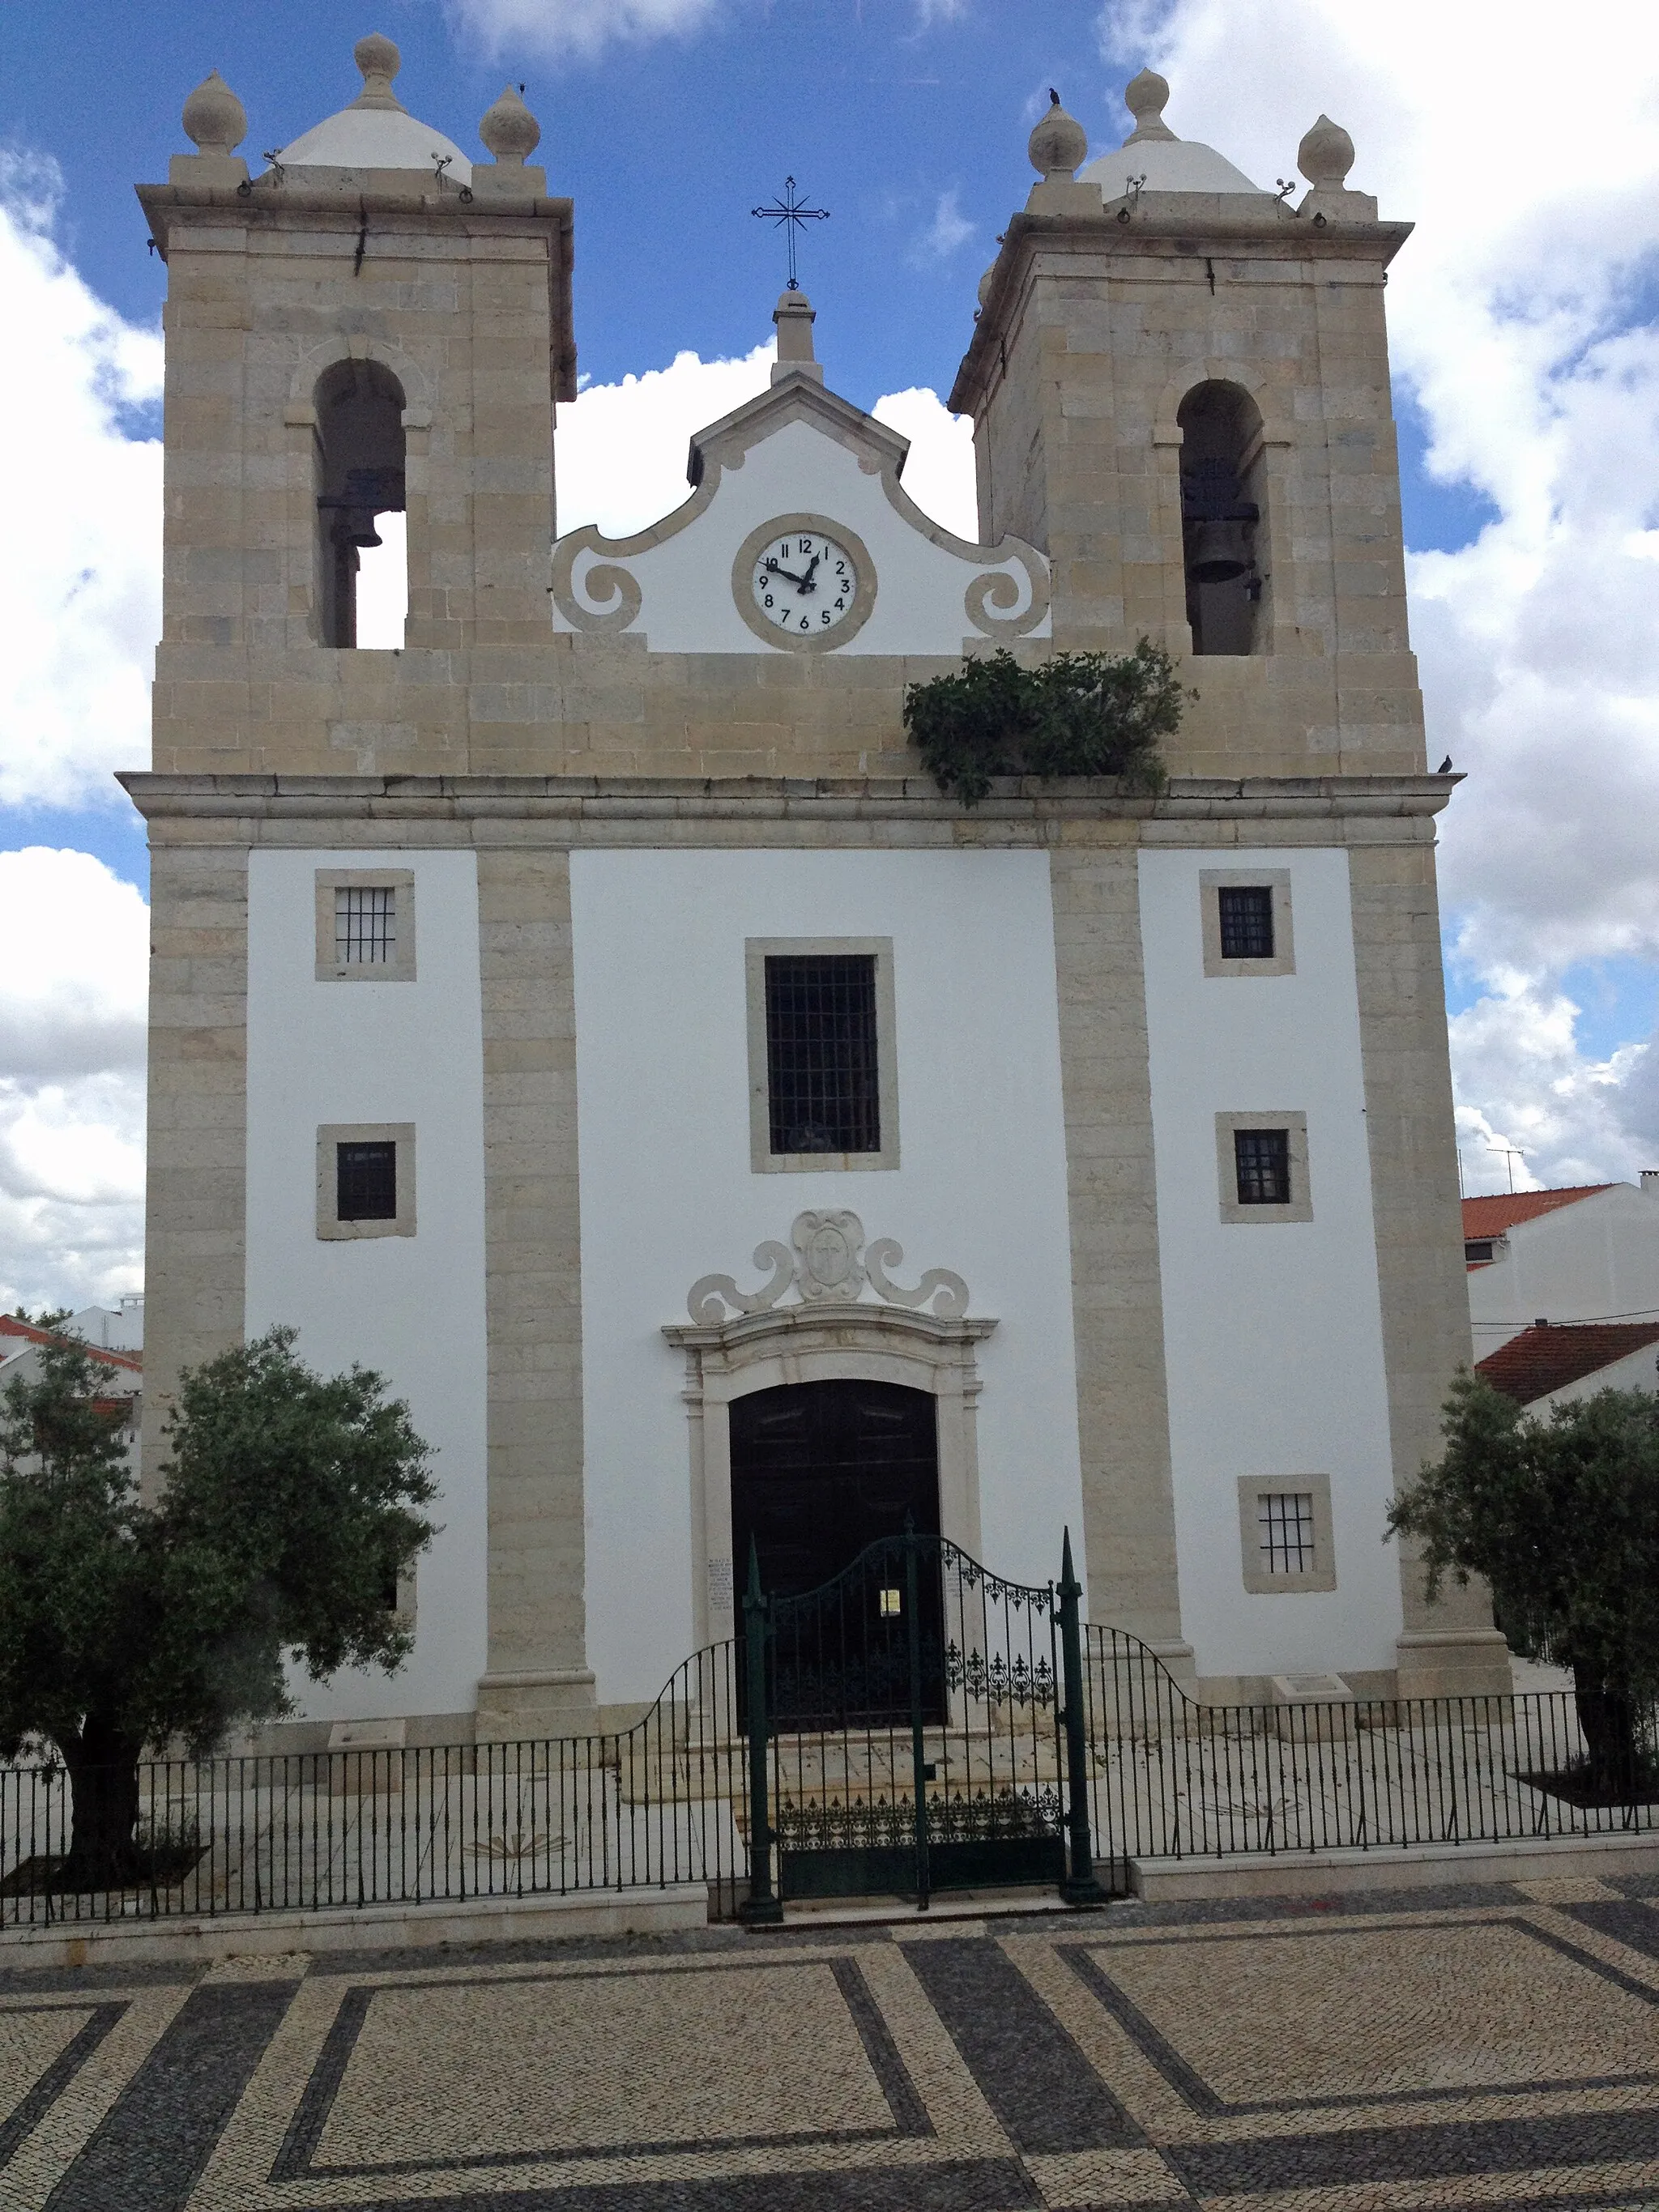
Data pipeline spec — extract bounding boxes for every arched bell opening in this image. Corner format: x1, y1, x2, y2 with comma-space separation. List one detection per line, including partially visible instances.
313, 359, 407, 648
1178, 380, 1266, 656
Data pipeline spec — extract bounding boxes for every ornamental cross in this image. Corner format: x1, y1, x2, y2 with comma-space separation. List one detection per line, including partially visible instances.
751, 175, 830, 292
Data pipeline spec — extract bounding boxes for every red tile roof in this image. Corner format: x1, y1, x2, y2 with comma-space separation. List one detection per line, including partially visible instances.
1462, 1186, 1615, 1239
1476, 1321, 1659, 1406
0, 1315, 141, 1375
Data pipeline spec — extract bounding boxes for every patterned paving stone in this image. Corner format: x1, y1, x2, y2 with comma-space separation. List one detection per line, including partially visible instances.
6, 1887, 1659, 2210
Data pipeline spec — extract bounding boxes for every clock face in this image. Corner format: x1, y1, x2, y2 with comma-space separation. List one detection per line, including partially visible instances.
750, 528, 859, 639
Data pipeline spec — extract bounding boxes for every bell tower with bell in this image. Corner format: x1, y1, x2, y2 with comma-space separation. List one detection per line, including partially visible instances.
951, 76, 1507, 1701
952, 74, 1423, 779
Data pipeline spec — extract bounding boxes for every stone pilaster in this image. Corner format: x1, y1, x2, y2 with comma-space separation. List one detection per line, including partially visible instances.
1049, 843, 1189, 1672
1348, 836, 1512, 1695
474, 847, 594, 1734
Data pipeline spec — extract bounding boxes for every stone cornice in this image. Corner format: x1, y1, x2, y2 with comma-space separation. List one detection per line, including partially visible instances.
119, 769, 1459, 829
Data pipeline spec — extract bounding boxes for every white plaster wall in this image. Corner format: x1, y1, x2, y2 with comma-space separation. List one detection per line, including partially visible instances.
1139, 847, 1404, 1681
244, 850, 488, 1723
1469, 1186, 1659, 1356
570, 848, 1084, 1704
553, 417, 1048, 654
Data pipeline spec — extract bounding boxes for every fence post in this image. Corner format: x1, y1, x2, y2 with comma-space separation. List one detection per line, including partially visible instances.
739, 1541, 783, 1926
906, 1519, 930, 1912
1058, 1528, 1107, 1906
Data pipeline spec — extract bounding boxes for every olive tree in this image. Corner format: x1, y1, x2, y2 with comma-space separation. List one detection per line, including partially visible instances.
0, 1325, 436, 1888
1388, 1370, 1659, 1800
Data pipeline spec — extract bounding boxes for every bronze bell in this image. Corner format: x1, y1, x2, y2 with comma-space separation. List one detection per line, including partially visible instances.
1187, 517, 1252, 583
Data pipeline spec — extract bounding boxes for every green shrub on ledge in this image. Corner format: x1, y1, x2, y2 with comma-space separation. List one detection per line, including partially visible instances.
902, 640, 1188, 807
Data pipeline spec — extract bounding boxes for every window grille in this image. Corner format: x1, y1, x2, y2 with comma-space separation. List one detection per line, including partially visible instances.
764, 954, 881, 1155
335, 885, 395, 965
1258, 1490, 1317, 1575
337, 1140, 397, 1221
1234, 1127, 1291, 1206
1217, 884, 1275, 961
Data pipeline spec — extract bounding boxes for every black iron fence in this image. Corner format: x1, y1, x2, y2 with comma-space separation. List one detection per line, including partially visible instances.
1, 1640, 745, 1929
4, 1548, 1657, 1930
1080, 1624, 1659, 1875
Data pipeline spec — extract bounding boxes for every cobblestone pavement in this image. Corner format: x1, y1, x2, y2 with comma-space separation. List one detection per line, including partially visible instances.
5, 1876, 1659, 2210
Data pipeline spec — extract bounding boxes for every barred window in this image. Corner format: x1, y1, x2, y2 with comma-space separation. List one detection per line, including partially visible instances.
335, 884, 395, 965
337, 1140, 397, 1221
1217, 884, 1274, 961
765, 954, 881, 1156
1258, 1490, 1317, 1575
1234, 1127, 1291, 1206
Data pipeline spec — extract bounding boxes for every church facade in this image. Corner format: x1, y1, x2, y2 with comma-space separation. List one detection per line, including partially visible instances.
126, 39, 1507, 1744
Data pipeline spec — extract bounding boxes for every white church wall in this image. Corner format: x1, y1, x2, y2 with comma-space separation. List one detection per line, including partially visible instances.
569, 846, 1085, 1706
1138, 846, 1405, 1684
244, 848, 488, 1724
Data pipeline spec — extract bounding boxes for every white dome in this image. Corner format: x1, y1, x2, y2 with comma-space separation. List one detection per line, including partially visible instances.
276, 104, 471, 183
1081, 135, 1265, 199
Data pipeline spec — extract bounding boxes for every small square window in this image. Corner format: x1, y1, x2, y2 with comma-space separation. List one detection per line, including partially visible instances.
1258, 1490, 1316, 1575
766, 954, 880, 1156
747, 939, 900, 1172
1201, 869, 1294, 978
315, 871, 416, 981
336, 885, 395, 966
1234, 1127, 1290, 1206
1239, 1474, 1336, 1592
1217, 884, 1274, 961
337, 1140, 397, 1221
1215, 1112, 1311, 1223
317, 1123, 416, 1239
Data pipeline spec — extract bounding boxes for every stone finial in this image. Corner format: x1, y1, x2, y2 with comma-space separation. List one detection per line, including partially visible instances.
480, 85, 541, 164
771, 289, 823, 385
1028, 91, 1088, 180
977, 262, 997, 308
1123, 67, 1177, 144
351, 32, 404, 110
1298, 113, 1355, 189
181, 70, 247, 156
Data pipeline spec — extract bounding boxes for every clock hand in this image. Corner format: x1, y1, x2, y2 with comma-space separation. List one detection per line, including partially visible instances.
764, 558, 808, 585
795, 554, 821, 594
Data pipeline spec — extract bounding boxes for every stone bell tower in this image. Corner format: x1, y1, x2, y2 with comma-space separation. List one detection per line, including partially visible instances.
951, 75, 1506, 1698
139, 36, 574, 719
952, 73, 1422, 782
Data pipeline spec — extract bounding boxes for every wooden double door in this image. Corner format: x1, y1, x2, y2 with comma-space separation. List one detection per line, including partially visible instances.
729, 1378, 940, 1605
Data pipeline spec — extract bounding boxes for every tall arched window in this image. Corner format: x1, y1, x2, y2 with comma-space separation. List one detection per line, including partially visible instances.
1177, 380, 1265, 656
313, 360, 407, 649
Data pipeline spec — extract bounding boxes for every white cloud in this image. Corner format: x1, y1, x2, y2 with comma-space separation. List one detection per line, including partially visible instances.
1101, 0, 1659, 1192
872, 388, 977, 539
556, 342, 774, 537
0, 151, 161, 811
911, 188, 975, 265
0, 850, 147, 1312
445, 0, 722, 61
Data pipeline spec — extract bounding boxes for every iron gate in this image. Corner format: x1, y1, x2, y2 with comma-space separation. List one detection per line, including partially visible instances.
738, 1528, 1104, 1918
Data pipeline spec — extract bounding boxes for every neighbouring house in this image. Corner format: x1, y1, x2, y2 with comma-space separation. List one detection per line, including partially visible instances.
123, 37, 1508, 1742
0, 1315, 144, 1475
1465, 1178, 1659, 1364
1476, 1320, 1659, 1415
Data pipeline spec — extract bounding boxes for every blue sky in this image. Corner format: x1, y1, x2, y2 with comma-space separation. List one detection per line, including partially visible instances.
4, 0, 1659, 1306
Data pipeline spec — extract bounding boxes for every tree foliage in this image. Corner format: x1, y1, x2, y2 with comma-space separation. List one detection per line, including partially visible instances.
0, 1325, 437, 1884
902, 641, 1188, 808
1388, 1370, 1659, 1796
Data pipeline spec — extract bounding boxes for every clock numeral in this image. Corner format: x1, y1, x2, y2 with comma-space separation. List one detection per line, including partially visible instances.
763, 594, 774, 608
834, 597, 845, 611
821, 610, 831, 624
798, 537, 812, 554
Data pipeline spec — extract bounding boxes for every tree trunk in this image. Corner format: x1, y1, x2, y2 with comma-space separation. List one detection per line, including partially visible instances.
59, 1717, 145, 1890
1572, 1668, 1640, 1803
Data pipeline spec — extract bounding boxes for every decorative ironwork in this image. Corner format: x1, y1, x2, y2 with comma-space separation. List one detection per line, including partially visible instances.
751, 174, 830, 292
